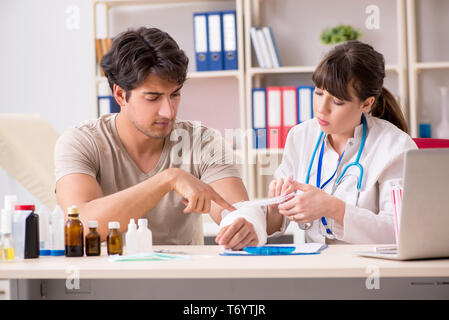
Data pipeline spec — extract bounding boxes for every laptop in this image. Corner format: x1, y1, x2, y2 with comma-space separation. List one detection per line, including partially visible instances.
357, 148, 449, 260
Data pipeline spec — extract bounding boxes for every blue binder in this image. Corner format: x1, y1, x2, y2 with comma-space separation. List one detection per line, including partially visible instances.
207, 11, 224, 70
193, 12, 209, 71
297, 86, 315, 123
252, 88, 267, 149
222, 10, 238, 70
98, 95, 120, 115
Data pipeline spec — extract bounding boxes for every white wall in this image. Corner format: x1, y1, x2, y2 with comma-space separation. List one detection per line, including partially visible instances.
0, 0, 96, 208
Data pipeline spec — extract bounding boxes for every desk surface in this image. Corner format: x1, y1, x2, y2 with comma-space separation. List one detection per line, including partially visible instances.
1, 245, 449, 279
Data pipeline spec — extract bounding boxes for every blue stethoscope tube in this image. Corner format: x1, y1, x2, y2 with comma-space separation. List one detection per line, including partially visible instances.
299, 114, 367, 237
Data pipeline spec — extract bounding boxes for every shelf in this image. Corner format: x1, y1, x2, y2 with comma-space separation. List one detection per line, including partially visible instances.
249, 64, 399, 76
249, 148, 284, 156
188, 70, 241, 79
249, 66, 316, 75
385, 64, 400, 72
414, 61, 449, 70
96, 71, 241, 84
93, 0, 216, 7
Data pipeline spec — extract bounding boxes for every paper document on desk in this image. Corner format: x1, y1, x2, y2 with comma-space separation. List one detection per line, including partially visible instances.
109, 252, 190, 262
221, 243, 327, 256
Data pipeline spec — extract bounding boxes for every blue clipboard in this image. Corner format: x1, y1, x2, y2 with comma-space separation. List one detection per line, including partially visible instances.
220, 244, 328, 256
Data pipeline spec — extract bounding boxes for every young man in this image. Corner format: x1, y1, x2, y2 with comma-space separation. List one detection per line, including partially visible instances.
54, 27, 258, 249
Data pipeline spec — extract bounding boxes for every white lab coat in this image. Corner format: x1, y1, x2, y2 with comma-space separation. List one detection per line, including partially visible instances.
273, 113, 417, 244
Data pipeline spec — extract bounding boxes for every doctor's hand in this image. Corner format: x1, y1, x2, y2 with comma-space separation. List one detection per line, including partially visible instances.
267, 178, 296, 211
215, 217, 259, 250
278, 182, 346, 225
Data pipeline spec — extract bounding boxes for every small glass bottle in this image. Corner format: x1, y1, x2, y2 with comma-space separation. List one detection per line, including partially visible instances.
1, 209, 15, 262
64, 206, 84, 257
106, 222, 122, 255
85, 220, 101, 256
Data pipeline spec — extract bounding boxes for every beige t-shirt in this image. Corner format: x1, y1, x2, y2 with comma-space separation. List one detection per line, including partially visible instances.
54, 114, 241, 245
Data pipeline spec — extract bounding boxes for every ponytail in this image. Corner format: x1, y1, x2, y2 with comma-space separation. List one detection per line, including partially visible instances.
371, 87, 408, 134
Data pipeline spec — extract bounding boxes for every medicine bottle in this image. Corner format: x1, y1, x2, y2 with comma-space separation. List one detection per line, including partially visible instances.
107, 222, 122, 255
14, 205, 39, 259
64, 206, 84, 257
85, 220, 101, 256
137, 218, 152, 253
125, 219, 138, 255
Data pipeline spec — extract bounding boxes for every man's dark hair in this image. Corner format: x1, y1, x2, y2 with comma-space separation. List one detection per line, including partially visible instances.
101, 27, 189, 101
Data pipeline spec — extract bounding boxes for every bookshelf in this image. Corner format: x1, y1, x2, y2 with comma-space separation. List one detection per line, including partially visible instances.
244, 0, 409, 199
406, 0, 449, 138
90, 0, 446, 202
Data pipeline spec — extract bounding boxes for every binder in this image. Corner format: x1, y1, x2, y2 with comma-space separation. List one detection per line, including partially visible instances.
250, 27, 265, 68
262, 26, 281, 68
266, 87, 282, 149
281, 87, 297, 147
98, 81, 120, 115
222, 10, 238, 70
207, 12, 224, 70
297, 86, 314, 123
256, 28, 272, 68
252, 88, 267, 149
193, 12, 209, 71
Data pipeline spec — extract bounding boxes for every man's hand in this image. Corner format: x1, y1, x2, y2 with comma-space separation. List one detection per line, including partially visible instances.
168, 168, 236, 213
215, 217, 258, 250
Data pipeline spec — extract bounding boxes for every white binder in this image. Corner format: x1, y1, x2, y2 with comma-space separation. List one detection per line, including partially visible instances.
250, 27, 265, 68
256, 28, 272, 68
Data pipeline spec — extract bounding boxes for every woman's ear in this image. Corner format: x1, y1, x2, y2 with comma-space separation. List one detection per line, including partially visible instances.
361, 96, 375, 113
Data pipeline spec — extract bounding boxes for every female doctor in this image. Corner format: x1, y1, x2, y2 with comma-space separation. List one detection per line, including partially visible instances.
266, 40, 417, 244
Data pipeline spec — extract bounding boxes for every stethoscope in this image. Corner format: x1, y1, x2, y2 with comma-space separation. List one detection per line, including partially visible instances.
298, 114, 367, 239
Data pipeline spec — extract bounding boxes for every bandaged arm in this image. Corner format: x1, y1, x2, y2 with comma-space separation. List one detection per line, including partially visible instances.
219, 202, 267, 246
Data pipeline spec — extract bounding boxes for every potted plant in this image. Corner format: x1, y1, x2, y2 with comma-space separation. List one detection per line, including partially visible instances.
320, 24, 362, 45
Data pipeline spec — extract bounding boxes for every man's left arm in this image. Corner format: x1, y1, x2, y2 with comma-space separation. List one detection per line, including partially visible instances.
198, 128, 263, 250
208, 177, 261, 250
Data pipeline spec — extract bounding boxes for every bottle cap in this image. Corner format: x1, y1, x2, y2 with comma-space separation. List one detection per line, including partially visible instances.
14, 205, 35, 211
108, 221, 120, 229
128, 218, 137, 230
4, 195, 18, 211
88, 220, 98, 228
138, 218, 148, 227
67, 205, 80, 215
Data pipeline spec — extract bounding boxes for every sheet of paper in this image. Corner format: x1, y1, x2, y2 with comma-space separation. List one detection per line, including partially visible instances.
109, 252, 190, 262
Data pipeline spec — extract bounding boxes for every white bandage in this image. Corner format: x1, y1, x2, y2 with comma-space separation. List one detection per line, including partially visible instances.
220, 201, 268, 246
219, 192, 302, 245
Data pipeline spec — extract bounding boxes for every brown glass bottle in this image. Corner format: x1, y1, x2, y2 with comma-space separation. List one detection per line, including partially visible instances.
85, 220, 101, 256
64, 206, 84, 257
106, 222, 122, 255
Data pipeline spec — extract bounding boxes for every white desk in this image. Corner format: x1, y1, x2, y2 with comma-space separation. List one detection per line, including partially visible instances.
1, 245, 448, 299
